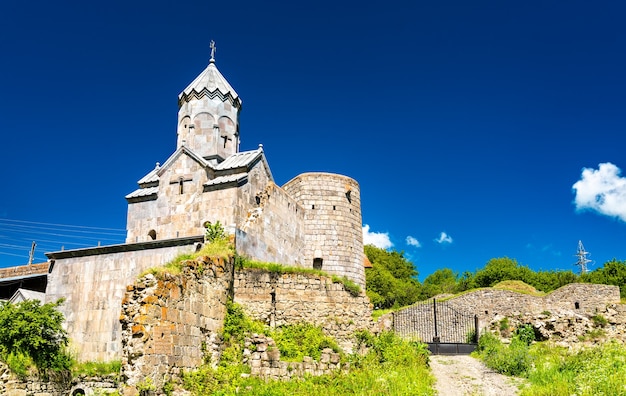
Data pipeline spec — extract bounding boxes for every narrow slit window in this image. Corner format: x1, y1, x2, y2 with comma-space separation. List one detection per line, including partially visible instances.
179, 178, 184, 195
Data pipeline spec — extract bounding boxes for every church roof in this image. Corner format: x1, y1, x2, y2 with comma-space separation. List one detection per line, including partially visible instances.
126, 145, 273, 201
216, 146, 263, 170
125, 186, 158, 200
204, 173, 248, 187
178, 59, 241, 109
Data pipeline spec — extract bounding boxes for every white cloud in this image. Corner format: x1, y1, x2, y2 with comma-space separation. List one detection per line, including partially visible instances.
435, 231, 453, 244
362, 224, 393, 249
572, 162, 626, 222
406, 236, 421, 247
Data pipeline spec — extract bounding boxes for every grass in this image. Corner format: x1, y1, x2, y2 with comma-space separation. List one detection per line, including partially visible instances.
492, 280, 545, 296
240, 259, 362, 296
475, 331, 626, 396
372, 307, 395, 321
522, 341, 626, 395
72, 360, 121, 377
139, 237, 234, 279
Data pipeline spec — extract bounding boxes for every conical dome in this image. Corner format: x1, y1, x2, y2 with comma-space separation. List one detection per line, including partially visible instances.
178, 59, 241, 109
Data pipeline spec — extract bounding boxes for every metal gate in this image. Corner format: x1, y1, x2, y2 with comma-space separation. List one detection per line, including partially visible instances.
392, 299, 478, 355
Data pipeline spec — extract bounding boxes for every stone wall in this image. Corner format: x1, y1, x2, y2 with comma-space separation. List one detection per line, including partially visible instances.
45, 237, 202, 362
447, 283, 620, 326
0, 362, 118, 396
120, 256, 233, 391
236, 182, 306, 267
243, 334, 345, 380
233, 268, 373, 353
386, 283, 621, 339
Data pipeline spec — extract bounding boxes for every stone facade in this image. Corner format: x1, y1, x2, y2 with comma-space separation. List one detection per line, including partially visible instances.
235, 182, 306, 267
45, 237, 202, 362
444, 283, 620, 326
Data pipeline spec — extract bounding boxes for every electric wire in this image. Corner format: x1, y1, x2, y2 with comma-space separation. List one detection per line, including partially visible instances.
0, 218, 127, 266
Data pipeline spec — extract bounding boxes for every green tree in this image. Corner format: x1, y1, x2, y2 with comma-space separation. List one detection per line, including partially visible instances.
473, 257, 534, 287
530, 269, 578, 292
421, 268, 459, 298
581, 259, 626, 298
364, 245, 421, 309
0, 299, 71, 375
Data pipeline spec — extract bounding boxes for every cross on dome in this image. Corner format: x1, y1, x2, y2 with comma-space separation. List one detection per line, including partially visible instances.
210, 40, 216, 62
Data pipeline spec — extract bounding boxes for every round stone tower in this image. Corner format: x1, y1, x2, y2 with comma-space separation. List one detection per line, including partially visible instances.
282, 173, 365, 288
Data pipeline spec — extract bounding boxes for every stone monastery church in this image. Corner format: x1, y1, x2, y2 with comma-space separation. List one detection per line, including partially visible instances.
0, 48, 365, 362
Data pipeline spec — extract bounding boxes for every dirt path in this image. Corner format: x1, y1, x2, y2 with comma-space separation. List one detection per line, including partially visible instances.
429, 355, 526, 396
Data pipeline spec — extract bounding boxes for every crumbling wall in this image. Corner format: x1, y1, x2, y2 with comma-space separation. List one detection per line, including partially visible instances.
243, 334, 345, 380
119, 256, 233, 391
386, 283, 621, 339
233, 268, 373, 353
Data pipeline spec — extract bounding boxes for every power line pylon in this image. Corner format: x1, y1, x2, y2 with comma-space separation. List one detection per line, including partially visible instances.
575, 240, 592, 274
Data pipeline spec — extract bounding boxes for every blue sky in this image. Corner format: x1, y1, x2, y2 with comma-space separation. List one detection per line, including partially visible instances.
1, 1, 625, 280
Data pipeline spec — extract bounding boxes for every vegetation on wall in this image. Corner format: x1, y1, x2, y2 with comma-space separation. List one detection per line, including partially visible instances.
181, 302, 434, 396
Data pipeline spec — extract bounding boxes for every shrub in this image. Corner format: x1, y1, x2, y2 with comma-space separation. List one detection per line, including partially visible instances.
0, 299, 72, 377
591, 314, 608, 328
271, 323, 341, 362
514, 324, 536, 346
204, 220, 226, 242
499, 317, 510, 337
476, 331, 532, 377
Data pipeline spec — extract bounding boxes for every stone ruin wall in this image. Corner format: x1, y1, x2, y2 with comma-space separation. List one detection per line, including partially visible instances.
120, 256, 233, 392
0, 361, 118, 396
386, 283, 621, 341
243, 334, 345, 381
233, 268, 373, 353
118, 258, 373, 392
446, 283, 620, 326
236, 182, 306, 267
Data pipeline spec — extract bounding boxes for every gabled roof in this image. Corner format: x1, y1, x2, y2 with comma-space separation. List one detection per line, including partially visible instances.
156, 145, 211, 177
125, 186, 158, 200
178, 60, 241, 109
137, 164, 160, 186
9, 288, 45, 304
126, 145, 274, 202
